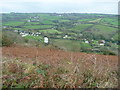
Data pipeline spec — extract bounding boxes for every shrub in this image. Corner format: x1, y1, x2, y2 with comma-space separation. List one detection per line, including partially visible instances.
102, 50, 116, 55
100, 47, 116, 55
2, 31, 25, 46
2, 35, 14, 46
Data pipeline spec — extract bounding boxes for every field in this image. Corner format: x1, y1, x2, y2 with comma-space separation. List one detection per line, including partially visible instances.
69, 24, 93, 31
23, 25, 53, 30
39, 29, 62, 34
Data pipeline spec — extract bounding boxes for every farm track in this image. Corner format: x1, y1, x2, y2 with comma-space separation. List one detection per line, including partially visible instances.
2, 45, 118, 70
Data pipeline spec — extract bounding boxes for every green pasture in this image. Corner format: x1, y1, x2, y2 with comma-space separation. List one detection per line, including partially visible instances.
51, 39, 81, 52
101, 18, 118, 26
24, 35, 43, 41
3, 21, 25, 26
39, 29, 62, 34
24, 25, 53, 29
70, 24, 93, 31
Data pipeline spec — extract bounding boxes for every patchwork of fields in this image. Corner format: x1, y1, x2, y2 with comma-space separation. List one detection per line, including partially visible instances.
2, 13, 118, 55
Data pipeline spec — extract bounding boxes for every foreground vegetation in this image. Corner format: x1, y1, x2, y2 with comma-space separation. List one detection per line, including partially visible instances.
2, 48, 118, 88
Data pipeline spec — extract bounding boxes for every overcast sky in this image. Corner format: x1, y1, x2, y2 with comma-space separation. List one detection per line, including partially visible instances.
0, 0, 119, 14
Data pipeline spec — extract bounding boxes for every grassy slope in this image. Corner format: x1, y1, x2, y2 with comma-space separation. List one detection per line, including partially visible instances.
90, 25, 118, 38
39, 29, 62, 34
52, 39, 81, 51
3, 21, 25, 26
101, 18, 118, 26
2, 46, 118, 88
69, 24, 93, 31
23, 25, 53, 29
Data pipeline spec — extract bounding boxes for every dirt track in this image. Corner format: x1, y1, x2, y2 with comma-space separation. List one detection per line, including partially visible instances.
2, 46, 118, 70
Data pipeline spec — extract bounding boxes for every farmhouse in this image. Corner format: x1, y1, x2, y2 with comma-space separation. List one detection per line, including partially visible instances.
79, 33, 83, 36
98, 40, 105, 46
3, 26, 7, 28
36, 32, 41, 35
28, 20, 31, 22
85, 40, 89, 43
44, 36, 49, 44
63, 35, 68, 39
21, 34, 28, 37
14, 30, 19, 32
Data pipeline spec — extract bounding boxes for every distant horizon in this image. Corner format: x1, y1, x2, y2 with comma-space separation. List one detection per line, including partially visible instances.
1, 12, 118, 15
1, 0, 118, 14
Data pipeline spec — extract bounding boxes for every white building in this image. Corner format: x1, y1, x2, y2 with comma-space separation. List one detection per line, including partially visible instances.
98, 40, 105, 46
21, 34, 28, 37
36, 32, 41, 35
3, 26, 7, 28
63, 35, 68, 38
99, 43, 104, 46
14, 30, 19, 32
44, 37, 49, 44
28, 20, 31, 22
85, 41, 89, 43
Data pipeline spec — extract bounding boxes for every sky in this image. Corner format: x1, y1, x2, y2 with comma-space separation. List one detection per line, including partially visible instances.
0, 0, 119, 14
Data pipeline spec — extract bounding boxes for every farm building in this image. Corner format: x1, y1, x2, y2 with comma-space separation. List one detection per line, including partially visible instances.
63, 35, 68, 39
27, 20, 31, 22
44, 36, 49, 44
85, 40, 89, 43
98, 40, 105, 46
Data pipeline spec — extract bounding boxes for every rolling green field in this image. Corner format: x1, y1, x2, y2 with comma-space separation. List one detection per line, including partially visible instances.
70, 24, 93, 31
3, 21, 25, 26
23, 25, 53, 29
2, 13, 118, 55
101, 18, 118, 26
39, 29, 62, 34
51, 39, 81, 51
89, 25, 118, 39
24, 35, 43, 41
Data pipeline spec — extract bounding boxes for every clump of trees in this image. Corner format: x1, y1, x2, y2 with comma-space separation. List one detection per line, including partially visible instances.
99, 47, 116, 55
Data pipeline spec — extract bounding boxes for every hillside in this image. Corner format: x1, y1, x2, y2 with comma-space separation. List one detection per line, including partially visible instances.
2, 45, 118, 88
1, 13, 119, 88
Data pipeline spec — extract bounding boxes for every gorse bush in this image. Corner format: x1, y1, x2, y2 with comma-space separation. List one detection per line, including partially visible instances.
102, 50, 116, 55
0, 31, 2, 46
100, 47, 116, 55
2, 35, 14, 46
2, 31, 25, 46
2, 31, 15, 46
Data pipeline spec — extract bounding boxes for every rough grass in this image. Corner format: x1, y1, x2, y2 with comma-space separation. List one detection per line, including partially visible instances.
51, 39, 81, 52
2, 46, 118, 88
